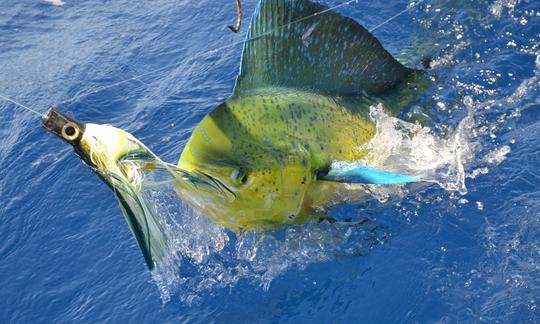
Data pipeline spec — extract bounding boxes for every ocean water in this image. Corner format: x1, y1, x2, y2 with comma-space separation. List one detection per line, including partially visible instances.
1, 0, 539, 322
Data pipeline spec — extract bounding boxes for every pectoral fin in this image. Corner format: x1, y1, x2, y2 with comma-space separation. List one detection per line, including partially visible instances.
318, 162, 418, 185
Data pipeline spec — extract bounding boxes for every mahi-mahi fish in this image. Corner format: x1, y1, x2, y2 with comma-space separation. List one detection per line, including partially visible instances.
43, 0, 430, 269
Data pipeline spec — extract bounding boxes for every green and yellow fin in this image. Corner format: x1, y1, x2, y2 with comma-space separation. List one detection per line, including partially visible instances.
105, 154, 175, 271
113, 184, 166, 270
233, 0, 418, 97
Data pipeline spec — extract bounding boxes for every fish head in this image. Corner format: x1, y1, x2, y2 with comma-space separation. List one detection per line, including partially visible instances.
177, 111, 315, 230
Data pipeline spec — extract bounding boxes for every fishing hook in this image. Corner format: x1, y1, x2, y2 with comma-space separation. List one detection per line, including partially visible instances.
227, 0, 242, 32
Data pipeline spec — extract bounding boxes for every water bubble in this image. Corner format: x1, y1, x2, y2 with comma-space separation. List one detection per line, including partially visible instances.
476, 201, 484, 210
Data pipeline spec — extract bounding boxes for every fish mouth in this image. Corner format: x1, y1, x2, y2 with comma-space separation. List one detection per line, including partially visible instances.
111, 150, 237, 202
178, 168, 237, 202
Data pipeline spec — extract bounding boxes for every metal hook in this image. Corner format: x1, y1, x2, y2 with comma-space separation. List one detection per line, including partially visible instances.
227, 0, 242, 33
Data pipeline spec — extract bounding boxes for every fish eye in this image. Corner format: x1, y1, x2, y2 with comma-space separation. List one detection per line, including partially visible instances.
61, 122, 80, 142
231, 166, 248, 185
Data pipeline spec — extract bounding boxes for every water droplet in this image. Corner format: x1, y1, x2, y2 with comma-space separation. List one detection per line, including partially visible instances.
476, 201, 484, 210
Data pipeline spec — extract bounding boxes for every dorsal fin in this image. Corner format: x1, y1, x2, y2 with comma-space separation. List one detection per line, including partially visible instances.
233, 0, 417, 97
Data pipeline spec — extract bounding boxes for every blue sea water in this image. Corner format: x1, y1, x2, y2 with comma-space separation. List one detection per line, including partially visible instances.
1, 0, 539, 322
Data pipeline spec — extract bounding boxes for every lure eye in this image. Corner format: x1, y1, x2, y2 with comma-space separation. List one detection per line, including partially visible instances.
61, 122, 80, 142
231, 166, 248, 185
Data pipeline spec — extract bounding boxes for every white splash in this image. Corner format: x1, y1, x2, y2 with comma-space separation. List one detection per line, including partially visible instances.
490, 0, 519, 18
43, 0, 65, 6
359, 98, 477, 195
483, 145, 511, 165
141, 183, 386, 303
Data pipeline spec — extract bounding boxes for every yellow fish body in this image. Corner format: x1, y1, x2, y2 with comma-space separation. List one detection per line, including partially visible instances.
176, 89, 377, 230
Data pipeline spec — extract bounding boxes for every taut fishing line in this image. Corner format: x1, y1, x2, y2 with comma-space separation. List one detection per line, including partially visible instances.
0, 94, 43, 117
0, 0, 425, 115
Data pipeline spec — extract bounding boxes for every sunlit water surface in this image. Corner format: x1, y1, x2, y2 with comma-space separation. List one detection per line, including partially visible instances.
1, 0, 539, 322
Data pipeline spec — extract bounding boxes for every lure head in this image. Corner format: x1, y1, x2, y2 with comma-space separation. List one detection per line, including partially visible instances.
177, 104, 315, 231
42, 108, 86, 146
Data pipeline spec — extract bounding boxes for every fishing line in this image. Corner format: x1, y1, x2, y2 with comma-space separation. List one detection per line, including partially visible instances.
58, 0, 426, 106
369, 1, 425, 32
0, 93, 43, 117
